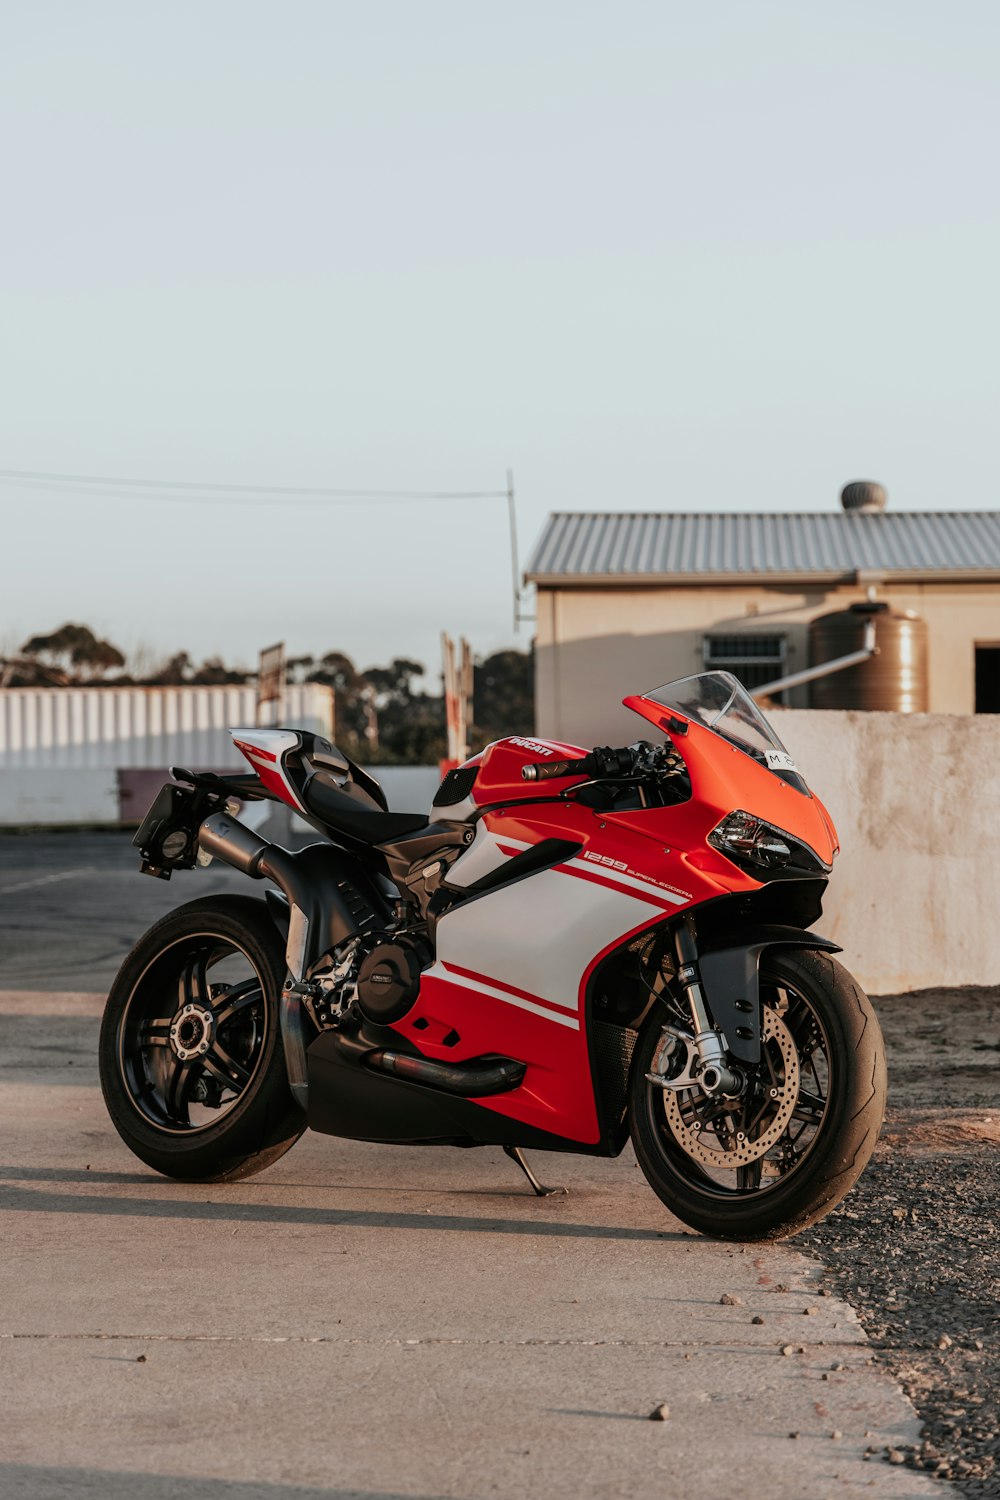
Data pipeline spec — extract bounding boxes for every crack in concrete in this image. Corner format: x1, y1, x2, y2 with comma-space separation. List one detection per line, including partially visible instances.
1, 1331, 866, 1350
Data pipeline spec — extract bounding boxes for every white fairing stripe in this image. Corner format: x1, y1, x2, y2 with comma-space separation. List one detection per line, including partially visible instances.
434, 866, 663, 1019
447, 829, 530, 889
462, 832, 684, 905
230, 728, 302, 757
229, 728, 309, 814
561, 856, 687, 904
428, 964, 579, 1030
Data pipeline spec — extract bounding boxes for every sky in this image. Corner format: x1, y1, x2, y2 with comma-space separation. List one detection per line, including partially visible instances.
2, 1, 998, 680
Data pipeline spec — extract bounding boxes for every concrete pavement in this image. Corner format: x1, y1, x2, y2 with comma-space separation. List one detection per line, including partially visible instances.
0, 986, 944, 1500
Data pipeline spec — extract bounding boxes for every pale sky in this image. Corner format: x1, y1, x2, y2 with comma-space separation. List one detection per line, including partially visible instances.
2, 1, 998, 679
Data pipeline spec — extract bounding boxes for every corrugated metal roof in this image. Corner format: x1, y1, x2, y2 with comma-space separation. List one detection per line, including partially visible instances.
525, 511, 1000, 583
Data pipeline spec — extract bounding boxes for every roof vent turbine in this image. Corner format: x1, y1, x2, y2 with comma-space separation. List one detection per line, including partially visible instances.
840, 480, 887, 514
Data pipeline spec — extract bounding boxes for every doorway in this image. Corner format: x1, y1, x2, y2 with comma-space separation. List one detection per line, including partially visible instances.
975, 646, 1000, 713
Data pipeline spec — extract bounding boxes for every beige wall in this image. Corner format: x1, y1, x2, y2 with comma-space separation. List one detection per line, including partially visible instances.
535, 580, 1000, 744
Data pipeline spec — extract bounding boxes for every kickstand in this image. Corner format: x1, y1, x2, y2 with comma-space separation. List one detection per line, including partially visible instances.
503, 1144, 566, 1197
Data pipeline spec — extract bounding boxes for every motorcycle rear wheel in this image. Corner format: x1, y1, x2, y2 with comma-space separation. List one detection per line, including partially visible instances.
628, 947, 886, 1240
99, 895, 306, 1181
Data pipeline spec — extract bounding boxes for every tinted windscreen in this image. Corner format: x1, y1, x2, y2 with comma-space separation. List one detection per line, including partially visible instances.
645, 672, 809, 794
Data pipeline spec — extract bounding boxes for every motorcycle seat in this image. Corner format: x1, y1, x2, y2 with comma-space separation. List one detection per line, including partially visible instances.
302, 774, 429, 845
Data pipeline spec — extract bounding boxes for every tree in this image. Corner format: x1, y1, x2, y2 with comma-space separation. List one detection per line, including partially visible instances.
285, 654, 316, 684
473, 647, 534, 744
141, 651, 194, 685
303, 651, 448, 763
190, 656, 252, 685
18, 623, 126, 683
364, 658, 425, 707
306, 652, 369, 740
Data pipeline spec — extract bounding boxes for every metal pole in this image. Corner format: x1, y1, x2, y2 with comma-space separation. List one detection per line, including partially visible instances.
751, 622, 877, 699
507, 468, 520, 632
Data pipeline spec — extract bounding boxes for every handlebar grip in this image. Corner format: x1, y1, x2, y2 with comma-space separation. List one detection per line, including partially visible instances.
521, 756, 593, 782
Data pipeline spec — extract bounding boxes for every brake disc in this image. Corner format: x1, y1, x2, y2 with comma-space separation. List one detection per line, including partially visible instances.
661, 1006, 800, 1170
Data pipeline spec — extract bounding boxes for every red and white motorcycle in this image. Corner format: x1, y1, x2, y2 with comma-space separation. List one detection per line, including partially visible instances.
100, 671, 885, 1239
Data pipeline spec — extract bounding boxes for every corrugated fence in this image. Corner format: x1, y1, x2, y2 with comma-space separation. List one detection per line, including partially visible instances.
0, 685, 334, 769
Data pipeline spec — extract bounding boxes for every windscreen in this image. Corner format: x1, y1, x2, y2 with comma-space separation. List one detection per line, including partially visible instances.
643, 671, 809, 794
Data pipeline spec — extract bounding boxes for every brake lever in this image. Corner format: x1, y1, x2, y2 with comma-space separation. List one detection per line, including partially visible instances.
558, 774, 644, 800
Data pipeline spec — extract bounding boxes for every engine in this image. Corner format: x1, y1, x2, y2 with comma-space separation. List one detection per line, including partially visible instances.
355, 934, 430, 1023
305, 928, 432, 1031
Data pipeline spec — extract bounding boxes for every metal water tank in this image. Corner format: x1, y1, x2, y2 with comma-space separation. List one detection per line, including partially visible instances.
809, 603, 929, 711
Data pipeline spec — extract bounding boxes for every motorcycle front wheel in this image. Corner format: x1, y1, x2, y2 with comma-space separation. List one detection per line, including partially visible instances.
99, 894, 306, 1181
628, 946, 886, 1240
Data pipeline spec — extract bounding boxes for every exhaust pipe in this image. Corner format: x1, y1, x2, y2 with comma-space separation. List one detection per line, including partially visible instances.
198, 811, 305, 894
366, 1050, 526, 1098
198, 811, 270, 876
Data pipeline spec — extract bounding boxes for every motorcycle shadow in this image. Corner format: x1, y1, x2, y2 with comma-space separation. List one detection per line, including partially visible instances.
0, 1467, 422, 1500
0, 1175, 684, 1242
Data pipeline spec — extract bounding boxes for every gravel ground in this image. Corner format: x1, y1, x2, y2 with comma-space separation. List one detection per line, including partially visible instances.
801, 984, 1000, 1496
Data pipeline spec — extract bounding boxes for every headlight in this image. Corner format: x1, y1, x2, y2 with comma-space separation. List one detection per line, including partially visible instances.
708, 810, 830, 876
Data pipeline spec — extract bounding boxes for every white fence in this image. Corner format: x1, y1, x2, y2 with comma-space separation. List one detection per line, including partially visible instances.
0, 684, 445, 826
0, 684, 334, 769
0, 684, 335, 825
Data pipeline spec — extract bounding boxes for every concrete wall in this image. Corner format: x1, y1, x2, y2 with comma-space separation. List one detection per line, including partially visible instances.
0, 768, 119, 825
377, 765, 442, 812
772, 711, 1000, 993
535, 579, 1000, 738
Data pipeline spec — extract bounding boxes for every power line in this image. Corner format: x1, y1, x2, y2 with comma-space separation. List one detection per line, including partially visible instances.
0, 466, 507, 505
0, 463, 529, 631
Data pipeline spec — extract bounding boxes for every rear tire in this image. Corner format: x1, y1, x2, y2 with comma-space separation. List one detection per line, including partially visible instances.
99, 894, 306, 1181
628, 947, 886, 1240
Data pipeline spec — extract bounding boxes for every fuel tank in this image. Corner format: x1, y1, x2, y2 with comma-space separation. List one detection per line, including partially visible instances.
470, 735, 589, 807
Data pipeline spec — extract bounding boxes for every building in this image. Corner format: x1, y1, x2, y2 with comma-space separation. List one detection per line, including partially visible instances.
524, 494, 1000, 745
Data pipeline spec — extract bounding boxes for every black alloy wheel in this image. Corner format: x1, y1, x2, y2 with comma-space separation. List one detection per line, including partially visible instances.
628, 946, 886, 1240
100, 895, 306, 1181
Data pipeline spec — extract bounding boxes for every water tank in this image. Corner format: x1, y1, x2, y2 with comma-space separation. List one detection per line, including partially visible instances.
809, 603, 928, 711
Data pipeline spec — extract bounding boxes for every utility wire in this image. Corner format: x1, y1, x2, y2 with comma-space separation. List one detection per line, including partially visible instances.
0, 467, 506, 505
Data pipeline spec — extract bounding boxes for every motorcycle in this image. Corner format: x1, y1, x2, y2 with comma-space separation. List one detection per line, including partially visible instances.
99, 670, 886, 1240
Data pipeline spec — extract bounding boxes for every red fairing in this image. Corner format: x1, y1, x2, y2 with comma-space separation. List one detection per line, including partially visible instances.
471, 735, 589, 806
621, 695, 838, 863
385, 706, 838, 1146
231, 731, 308, 814
388, 796, 748, 1145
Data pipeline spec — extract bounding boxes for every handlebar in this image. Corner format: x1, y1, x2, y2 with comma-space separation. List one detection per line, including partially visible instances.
521, 755, 594, 782
521, 745, 648, 782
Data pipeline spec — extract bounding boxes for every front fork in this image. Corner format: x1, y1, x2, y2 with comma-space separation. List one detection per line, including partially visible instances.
647, 918, 743, 1098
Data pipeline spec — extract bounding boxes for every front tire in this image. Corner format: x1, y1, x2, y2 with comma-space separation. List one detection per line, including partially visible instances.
99, 895, 306, 1181
629, 947, 886, 1240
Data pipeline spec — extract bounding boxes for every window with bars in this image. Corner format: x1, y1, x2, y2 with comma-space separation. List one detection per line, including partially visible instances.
702, 634, 787, 694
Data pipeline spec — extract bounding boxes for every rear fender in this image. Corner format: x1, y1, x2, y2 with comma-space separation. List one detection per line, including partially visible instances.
698, 927, 842, 1065
265, 889, 290, 942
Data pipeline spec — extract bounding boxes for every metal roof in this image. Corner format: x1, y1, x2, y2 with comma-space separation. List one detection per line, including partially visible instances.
524, 511, 1000, 585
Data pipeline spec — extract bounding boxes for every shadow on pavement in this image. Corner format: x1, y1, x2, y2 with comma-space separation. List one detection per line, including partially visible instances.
0, 1165, 165, 1186
0, 1468, 425, 1500
0, 1180, 682, 1240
